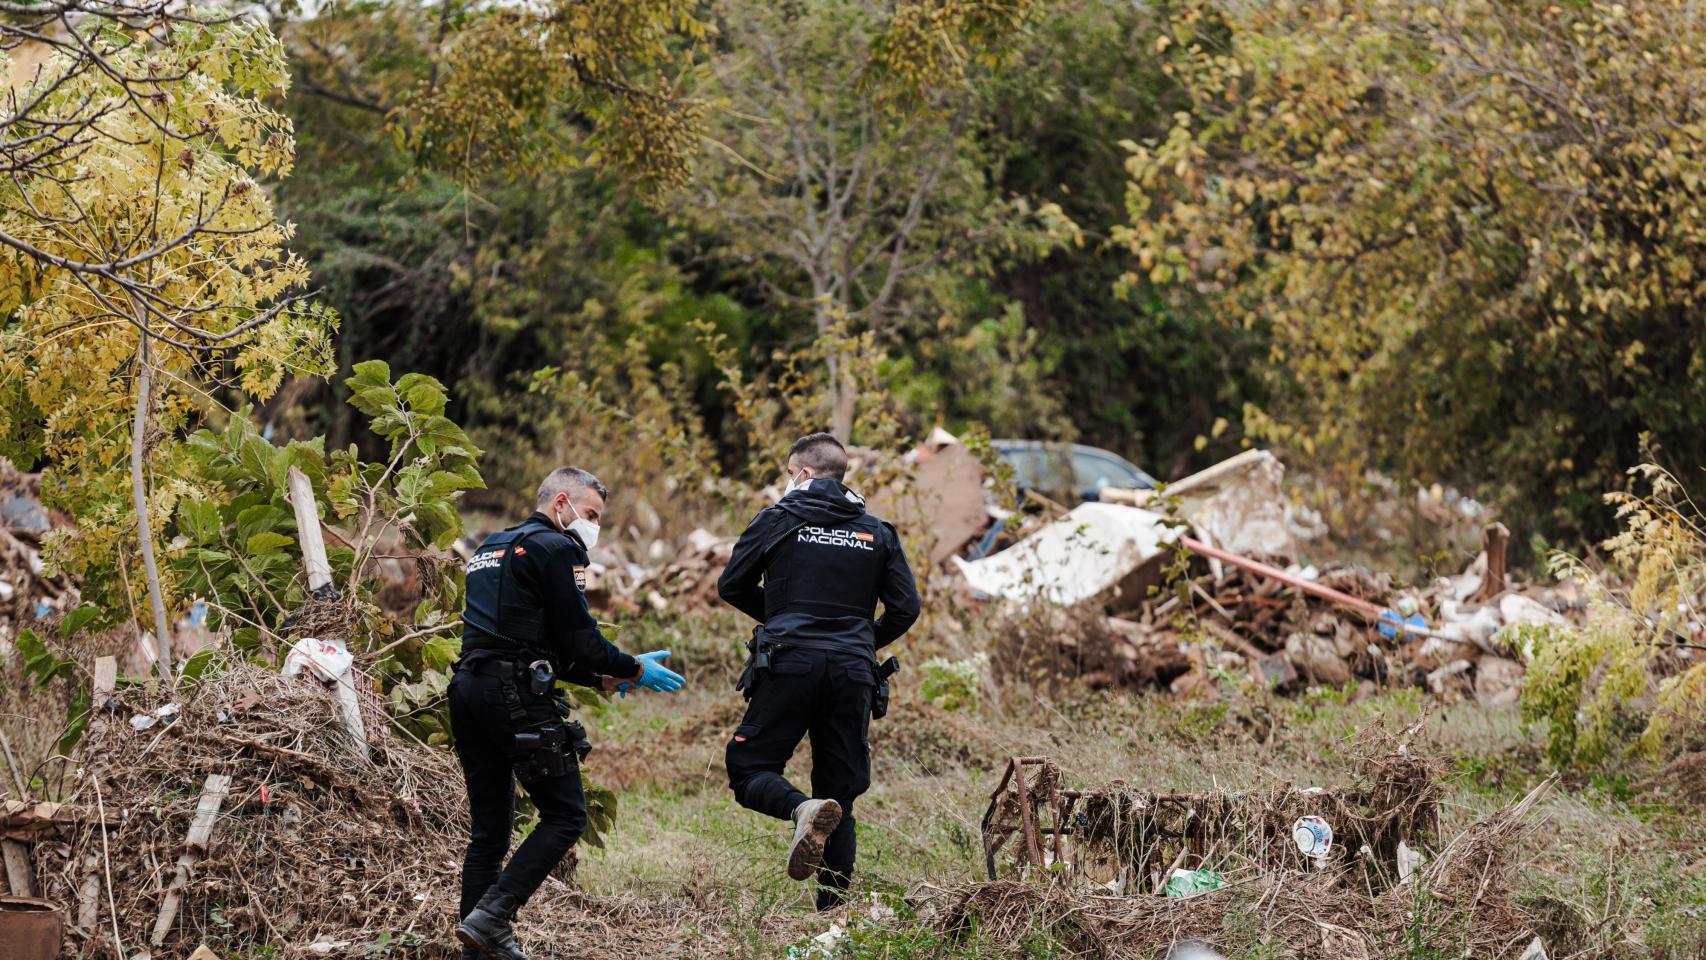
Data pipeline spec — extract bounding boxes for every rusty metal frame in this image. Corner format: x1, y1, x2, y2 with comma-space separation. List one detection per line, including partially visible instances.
980, 755, 1066, 880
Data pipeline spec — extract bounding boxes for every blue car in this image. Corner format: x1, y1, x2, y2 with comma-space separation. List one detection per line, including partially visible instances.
990, 440, 1157, 504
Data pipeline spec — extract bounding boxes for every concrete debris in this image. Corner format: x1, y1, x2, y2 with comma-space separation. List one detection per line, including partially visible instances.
1425, 659, 1474, 698
1498, 594, 1566, 630
626, 528, 735, 613
867, 438, 987, 567
946, 448, 1592, 704
1286, 632, 1353, 687
952, 503, 1181, 607
1102, 449, 1298, 562
1473, 657, 1525, 708
1435, 600, 1504, 650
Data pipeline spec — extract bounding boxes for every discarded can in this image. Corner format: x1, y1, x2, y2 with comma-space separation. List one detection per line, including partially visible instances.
0, 896, 63, 960
1292, 815, 1333, 859
1166, 942, 1228, 960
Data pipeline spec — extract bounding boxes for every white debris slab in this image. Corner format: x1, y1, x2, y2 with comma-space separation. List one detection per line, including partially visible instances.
953, 503, 1179, 606
1102, 449, 1298, 562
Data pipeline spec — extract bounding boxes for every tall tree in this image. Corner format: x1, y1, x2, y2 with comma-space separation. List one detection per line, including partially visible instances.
281, 0, 706, 193
686, 0, 1063, 441
977, 0, 1266, 475
1121, 0, 1706, 541
0, 5, 335, 677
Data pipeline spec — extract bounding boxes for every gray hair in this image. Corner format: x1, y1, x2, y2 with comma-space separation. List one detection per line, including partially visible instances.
536, 466, 608, 509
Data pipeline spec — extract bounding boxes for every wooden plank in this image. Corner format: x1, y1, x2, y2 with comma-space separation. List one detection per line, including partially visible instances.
77, 854, 100, 931
150, 773, 231, 947
334, 672, 370, 761
1, 799, 108, 837
1470, 522, 1510, 603
287, 466, 368, 759
286, 466, 333, 593
1, 837, 34, 896
92, 655, 118, 699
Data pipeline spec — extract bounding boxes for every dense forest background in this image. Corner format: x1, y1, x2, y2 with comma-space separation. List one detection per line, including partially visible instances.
268, 0, 1270, 516
7, 0, 1704, 573
252, 0, 1706, 550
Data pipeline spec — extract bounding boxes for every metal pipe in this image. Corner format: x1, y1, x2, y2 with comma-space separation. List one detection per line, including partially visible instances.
1180, 535, 1384, 616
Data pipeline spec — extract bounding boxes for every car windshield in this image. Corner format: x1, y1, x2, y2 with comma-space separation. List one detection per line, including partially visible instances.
1072, 450, 1147, 492
1000, 447, 1073, 495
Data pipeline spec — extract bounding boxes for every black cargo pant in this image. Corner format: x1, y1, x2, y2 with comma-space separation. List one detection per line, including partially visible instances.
726, 646, 875, 909
448, 662, 587, 919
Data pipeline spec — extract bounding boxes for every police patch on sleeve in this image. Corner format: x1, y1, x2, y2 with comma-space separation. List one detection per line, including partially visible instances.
574, 565, 588, 591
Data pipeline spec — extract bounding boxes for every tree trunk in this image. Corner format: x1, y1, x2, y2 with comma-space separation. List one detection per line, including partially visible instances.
130, 337, 176, 686
824, 341, 856, 442
830, 376, 856, 442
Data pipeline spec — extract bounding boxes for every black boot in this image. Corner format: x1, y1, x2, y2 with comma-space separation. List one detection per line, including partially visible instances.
456, 889, 527, 960
815, 882, 848, 913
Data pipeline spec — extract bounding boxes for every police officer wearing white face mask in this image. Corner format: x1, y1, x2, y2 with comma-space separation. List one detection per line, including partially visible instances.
451, 466, 686, 959
717, 433, 921, 912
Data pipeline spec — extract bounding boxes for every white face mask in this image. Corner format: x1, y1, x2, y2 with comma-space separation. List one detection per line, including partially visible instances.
555, 500, 600, 550
784, 468, 810, 495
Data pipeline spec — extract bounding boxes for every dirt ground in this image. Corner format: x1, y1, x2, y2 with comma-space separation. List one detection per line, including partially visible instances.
11, 610, 1706, 959
555, 616, 1706, 959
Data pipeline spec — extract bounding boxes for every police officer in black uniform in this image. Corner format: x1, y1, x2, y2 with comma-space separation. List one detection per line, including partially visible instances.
718, 433, 922, 911
452, 467, 686, 960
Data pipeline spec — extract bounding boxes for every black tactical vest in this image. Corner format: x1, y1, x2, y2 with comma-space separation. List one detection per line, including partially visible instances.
762, 513, 887, 622
461, 518, 557, 653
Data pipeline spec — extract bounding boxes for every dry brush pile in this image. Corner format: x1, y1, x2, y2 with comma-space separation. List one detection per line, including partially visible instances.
33, 662, 775, 959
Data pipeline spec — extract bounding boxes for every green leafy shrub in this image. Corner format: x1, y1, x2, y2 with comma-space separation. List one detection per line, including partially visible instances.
919, 653, 987, 713
1522, 463, 1706, 766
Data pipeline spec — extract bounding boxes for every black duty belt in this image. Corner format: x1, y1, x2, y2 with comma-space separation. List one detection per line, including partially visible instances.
460, 655, 560, 726
462, 657, 533, 679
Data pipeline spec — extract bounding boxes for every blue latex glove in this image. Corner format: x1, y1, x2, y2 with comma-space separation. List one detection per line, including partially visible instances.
633, 649, 685, 693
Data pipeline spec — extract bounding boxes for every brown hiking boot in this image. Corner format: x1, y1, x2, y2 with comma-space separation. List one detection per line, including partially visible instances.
786, 798, 843, 881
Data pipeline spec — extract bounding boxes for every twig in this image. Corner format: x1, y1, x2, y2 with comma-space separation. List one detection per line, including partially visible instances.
92, 775, 125, 959
0, 729, 27, 796
362, 622, 460, 662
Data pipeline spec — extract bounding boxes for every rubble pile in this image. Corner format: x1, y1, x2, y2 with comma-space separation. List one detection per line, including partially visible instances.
1061, 560, 1566, 705
0, 458, 74, 631
447, 439, 1574, 705
946, 446, 1581, 703
625, 528, 734, 615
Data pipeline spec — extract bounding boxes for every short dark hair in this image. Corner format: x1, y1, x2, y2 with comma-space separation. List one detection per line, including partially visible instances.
788, 432, 848, 480
536, 466, 608, 509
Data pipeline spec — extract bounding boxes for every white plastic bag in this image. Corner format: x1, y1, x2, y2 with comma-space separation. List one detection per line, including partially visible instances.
282, 636, 353, 683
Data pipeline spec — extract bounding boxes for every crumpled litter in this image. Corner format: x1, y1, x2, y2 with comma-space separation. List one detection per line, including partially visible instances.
282, 636, 354, 683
